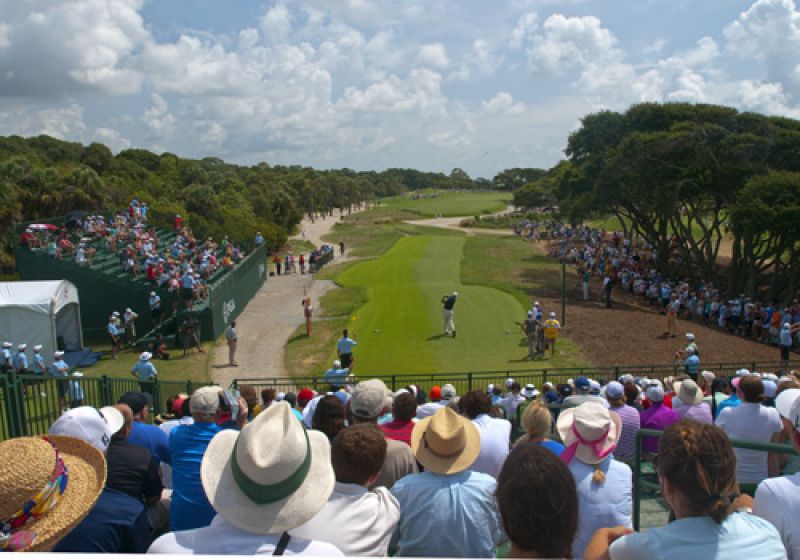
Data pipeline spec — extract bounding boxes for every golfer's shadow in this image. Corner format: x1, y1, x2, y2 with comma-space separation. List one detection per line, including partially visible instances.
427, 333, 450, 341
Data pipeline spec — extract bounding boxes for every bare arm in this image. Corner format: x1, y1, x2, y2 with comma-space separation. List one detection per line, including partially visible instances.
768, 431, 783, 477
584, 526, 635, 560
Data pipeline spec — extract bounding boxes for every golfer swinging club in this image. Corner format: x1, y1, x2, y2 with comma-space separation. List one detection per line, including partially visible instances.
442, 291, 458, 337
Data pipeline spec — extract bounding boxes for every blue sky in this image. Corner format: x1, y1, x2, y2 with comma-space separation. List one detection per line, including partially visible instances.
0, 0, 797, 178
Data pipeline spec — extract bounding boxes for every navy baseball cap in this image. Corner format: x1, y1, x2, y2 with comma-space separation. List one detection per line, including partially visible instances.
574, 377, 591, 390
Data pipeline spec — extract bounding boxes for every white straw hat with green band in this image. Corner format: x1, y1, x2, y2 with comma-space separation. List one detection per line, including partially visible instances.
201, 401, 334, 535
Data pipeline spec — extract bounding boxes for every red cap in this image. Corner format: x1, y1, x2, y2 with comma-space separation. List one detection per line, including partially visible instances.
297, 388, 315, 406
429, 385, 442, 401
171, 397, 186, 415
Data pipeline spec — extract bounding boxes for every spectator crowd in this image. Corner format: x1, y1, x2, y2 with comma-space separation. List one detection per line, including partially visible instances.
514, 220, 800, 360
2, 364, 799, 558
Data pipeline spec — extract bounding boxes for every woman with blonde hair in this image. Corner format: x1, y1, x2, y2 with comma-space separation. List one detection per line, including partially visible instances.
515, 401, 565, 456
586, 420, 785, 559
557, 401, 631, 559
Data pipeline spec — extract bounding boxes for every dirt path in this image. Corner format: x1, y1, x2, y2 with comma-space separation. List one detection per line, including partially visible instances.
210, 214, 349, 387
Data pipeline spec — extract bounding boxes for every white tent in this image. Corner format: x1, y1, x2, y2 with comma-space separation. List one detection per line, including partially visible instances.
0, 280, 83, 361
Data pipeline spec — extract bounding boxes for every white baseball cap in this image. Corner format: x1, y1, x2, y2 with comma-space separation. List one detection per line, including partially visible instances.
776, 389, 800, 430
54, 351, 64, 358
549, 311, 556, 318
452, 291, 458, 296
685, 333, 695, 340
17, 344, 26, 350
2, 342, 11, 348
33, 344, 43, 351
49, 406, 122, 452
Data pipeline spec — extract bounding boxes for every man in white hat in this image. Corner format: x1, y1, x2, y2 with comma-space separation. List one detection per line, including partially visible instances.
31, 344, 47, 396
13, 343, 29, 372
50, 350, 70, 411
131, 351, 157, 396
754, 388, 800, 559
149, 291, 162, 325
442, 291, 458, 337
107, 315, 121, 360
123, 307, 139, 345
46, 405, 155, 553
1, 341, 13, 371
149, 403, 342, 555
323, 359, 350, 390
391, 407, 505, 557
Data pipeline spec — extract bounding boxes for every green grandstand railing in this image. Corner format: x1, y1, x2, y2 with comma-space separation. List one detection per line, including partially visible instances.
0, 371, 205, 441
632, 428, 800, 530
232, 359, 800, 394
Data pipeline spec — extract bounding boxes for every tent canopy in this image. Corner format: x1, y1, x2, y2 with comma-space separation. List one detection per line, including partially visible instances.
0, 281, 83, 359
0, 280, 80, 315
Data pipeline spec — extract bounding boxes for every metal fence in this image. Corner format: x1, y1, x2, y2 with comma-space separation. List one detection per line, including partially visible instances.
0, 371, 205, 440
632, 428, 800, 530
233, 359, 800, 396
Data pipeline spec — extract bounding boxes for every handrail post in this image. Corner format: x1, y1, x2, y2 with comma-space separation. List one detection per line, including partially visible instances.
468, 371, 473, 392
391, 375, 396, 391
614, 366, 620, 381
100, 375, 111, 406
633, 431, 642, 531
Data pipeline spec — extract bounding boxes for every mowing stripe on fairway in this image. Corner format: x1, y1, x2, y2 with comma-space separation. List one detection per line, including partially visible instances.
335, 233, 528, 374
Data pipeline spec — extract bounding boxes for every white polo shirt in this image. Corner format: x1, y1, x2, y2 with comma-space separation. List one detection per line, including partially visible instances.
716, 402, 782, 484
469, 414, 511, 479
754, 471, 800, 560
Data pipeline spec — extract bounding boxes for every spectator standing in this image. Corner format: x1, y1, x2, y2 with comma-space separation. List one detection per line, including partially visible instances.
13, 343, 28, 372
350, 379, 417, 489
497, 444, 579, 559
501, 381, 526, 421
302, 296, 313, 336
149, 403, 341, 555
0, 340, 11, 371
664, 292, 680, 338
225, 321, 238, 367
604, 381, 641, 465
754, 388, 800, 559
380, 392, 417, 446
50, 350, 70, 412
588, 421, 786, 560
131, 352, 157, 396
461, 390, 511, 479
107, 316, 121, 359
557, 401, 632, 558
292, 424, 400, 556
336, 329, 357, 371
149, 291, 162, 325
640, 381, 679, 457
716, 376, 783, 485
391, 407, 506, 558
123, 308, 139, 345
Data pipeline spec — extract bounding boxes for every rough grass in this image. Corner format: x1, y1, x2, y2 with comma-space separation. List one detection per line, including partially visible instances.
379, 190, 512, 217
283, 317, 349, 377
78, 341, 214, 383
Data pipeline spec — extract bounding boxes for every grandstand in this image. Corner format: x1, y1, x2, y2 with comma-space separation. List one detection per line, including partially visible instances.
14, 217, 267, 344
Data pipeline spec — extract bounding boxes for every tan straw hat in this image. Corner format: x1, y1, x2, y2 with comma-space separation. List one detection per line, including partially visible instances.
556, 401, 621, 465
0, 436, 105, 552
675, 379, 704, 405
411, 406, 480, 475
201, 401, 334, 535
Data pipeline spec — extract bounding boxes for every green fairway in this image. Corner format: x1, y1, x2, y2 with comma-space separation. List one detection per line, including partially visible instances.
333, 233, 530, 373
380, 190, 511, 218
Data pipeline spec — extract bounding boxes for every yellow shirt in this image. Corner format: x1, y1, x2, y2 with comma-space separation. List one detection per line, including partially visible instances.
544, 319, 560, 339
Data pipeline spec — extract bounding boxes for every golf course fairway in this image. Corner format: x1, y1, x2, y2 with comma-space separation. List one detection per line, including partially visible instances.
334, 231, 528, 374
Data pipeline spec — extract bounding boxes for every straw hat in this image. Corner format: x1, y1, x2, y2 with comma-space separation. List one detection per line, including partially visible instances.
556, 401, 621, 465
200, 402, 334, 535
411, 407, 480, 475
675, 379, 704, 405
0, 436, 105, 551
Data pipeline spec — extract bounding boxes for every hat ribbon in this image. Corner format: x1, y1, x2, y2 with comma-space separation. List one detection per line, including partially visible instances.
0, 438, 68, 551
560, 423, 616, 465
230, 427, 311, 505
422, 431, 463, 459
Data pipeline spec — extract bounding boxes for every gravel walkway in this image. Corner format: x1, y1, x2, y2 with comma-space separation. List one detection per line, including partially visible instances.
211, 213, 350, 387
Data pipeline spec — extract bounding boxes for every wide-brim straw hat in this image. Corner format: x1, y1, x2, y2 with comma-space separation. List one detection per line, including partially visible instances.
556, 401, 621, 465
675, 379, 704, 405
201, 401, 334, 535
411, 406, 480, 475
0, 436, 105, 551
